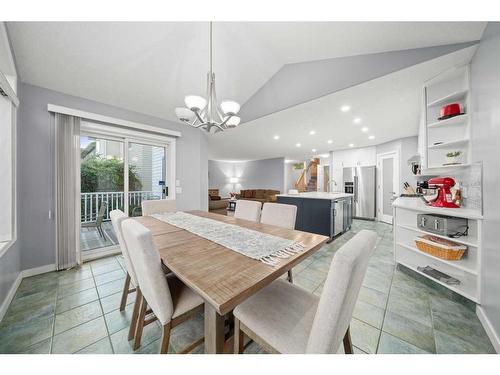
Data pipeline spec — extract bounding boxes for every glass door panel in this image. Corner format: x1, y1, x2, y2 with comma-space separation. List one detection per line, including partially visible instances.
80, 135, 124, 253
128, 142, 167, 217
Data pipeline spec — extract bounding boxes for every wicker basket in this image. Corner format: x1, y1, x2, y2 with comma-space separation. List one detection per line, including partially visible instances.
414, 235, 466, 260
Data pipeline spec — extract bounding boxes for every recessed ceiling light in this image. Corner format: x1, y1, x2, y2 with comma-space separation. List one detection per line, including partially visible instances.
340, 105, 351, 112
361, 127, 369, 132
273, 135, 280, 140
312, 149, 317, 152
309, 130, 316, 135
349, 143, 354, 148
353, 117, 362, 124
296, 143, 301, 147
368, 135, 375, 140
320, 153, 329, 158
327, 140, 333, 144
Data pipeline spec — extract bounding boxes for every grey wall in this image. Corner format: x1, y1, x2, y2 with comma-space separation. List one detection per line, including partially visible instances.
208, 158, 285, 197
470, 22, 500, 349
18, 83, 208, 271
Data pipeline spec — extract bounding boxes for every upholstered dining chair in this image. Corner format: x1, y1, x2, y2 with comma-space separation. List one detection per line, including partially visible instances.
141, 199, 176, 216
234, 199, 262, 222
260, 203, 298, 283
110, 209, 142, 341
233, 229, 377, 354
121, 218, 204, 354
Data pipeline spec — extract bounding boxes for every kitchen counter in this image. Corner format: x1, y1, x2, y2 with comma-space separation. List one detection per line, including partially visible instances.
392, 197, 483, 219
277, 192, 354, 200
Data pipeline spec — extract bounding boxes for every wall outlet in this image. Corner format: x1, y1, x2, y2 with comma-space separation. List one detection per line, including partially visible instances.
175, 180, 181, 187
176, 187, 182, 194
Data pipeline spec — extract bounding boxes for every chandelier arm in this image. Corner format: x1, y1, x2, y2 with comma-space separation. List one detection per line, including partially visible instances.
219, 114, 232, 127
192, 109, 205, 124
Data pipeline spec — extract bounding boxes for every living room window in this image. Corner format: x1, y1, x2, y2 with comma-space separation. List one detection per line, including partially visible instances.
0, 71, 18, 257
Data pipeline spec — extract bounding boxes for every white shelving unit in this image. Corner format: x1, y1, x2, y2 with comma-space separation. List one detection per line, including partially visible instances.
393, 198, 482, 303
419, 65, 472, 172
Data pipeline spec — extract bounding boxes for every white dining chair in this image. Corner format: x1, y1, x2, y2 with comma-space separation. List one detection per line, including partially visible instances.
141, 199, 176, 216
233, 229, 377, 354
260, 203, 298, 283
234, 199, 262, 222
121, 219, 204, 353
110, 210, 141, 341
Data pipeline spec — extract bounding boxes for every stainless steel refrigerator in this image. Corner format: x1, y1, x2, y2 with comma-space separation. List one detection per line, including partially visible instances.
343, 166, 376, 220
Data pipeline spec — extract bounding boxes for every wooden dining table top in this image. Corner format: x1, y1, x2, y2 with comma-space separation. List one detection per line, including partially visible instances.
133, 210, 329, 315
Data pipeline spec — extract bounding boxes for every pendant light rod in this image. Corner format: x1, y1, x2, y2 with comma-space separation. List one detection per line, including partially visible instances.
209, 21, 213, 75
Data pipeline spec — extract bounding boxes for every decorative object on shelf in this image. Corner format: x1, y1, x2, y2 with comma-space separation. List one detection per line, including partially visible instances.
445, 151, 462, 165
293, 162, 305, 170
407, 154, 421, 175
414, 235, 466, 260
417, 266, 461, 285
175, 22, 241, 133
438, 103, 464, 120
424, 177, 460, 208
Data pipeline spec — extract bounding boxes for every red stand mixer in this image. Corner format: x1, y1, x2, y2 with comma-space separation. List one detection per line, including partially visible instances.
427, 177, 459, 208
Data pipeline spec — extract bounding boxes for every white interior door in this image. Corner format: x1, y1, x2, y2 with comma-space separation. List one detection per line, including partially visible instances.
377, 151, 399, 224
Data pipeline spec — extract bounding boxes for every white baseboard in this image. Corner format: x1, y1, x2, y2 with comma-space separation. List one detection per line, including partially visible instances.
477, 306, 500, 353
0, 272, 22, 322
0, 263, 56, 322
21, 264, 56, 278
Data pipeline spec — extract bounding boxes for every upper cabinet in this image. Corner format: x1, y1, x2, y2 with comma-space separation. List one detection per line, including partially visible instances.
419, 65, 471, 173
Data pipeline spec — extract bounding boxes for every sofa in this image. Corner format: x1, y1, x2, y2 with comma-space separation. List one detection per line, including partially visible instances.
208, 189, 229, 210
236, 189, 280, 204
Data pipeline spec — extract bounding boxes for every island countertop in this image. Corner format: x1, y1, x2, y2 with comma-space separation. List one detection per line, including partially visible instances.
276, 192, 353, 200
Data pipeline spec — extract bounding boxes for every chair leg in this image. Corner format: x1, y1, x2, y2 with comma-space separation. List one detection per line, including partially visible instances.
119, 273, 131, 311
343, 326, 353, 354
133, 295, 147, 350
128, 287, 142, 340
160, 323, 171, 354
287, 269, 293, 283
233, 317, 244, 354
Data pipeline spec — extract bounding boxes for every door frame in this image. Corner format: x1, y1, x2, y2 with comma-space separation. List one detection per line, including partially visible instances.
376, 150, 399, 224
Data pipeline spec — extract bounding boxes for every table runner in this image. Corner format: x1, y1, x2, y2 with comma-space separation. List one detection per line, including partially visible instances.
151, 212, 304, 266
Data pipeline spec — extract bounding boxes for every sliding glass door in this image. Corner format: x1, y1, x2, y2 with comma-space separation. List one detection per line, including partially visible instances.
128, 142, 166, 217
79, 124, 170, 260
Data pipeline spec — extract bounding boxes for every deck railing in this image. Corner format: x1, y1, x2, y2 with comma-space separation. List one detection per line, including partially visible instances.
80, 191, 160, 223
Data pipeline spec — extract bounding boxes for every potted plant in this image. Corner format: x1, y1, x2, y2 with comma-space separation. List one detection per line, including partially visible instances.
445, 151, 462, 165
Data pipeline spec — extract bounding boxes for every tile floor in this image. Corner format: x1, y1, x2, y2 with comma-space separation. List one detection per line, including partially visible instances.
0, 220, 495, 354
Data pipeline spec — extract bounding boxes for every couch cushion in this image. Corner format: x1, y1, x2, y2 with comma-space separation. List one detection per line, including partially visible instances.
255, 189, 265, 199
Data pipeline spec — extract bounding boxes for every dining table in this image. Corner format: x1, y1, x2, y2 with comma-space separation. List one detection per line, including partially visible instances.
133, 210, 329, 353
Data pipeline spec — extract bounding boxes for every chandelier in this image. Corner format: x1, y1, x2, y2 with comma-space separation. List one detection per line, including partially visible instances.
175, 22, 241, 133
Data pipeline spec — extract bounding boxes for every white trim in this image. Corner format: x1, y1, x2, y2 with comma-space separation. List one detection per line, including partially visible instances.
476, 306, 500, 353
0, 70, 19, 107
82, 246, 121, 262
0, 263, 56, 322
377, 150, 400, 224
0, 272, 22, 322
21, 264, 57, 278
47, 104, 182, 138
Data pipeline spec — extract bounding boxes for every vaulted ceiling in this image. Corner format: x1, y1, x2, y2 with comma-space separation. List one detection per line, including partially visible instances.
7, 22, 487, 159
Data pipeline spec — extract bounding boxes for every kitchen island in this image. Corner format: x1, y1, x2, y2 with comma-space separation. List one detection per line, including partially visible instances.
276, 192, 354, 241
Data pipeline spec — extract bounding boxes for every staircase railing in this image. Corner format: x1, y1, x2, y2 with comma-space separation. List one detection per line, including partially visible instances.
294, 159, 320, 192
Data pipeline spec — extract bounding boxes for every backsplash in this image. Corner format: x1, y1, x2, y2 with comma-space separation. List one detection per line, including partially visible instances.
454, 162, 483, 211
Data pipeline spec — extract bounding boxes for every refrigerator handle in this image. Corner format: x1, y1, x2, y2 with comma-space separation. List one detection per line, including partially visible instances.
354, 175, 358, 202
